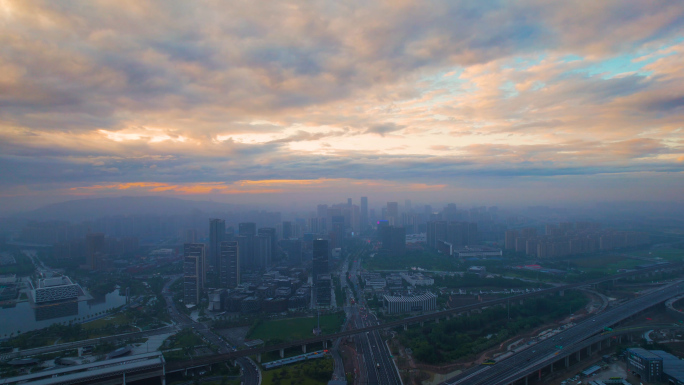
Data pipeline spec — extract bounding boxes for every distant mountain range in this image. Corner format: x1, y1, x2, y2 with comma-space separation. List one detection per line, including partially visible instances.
16, 196, 240, 221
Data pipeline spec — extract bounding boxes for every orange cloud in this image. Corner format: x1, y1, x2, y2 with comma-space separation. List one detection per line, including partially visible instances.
66, 178, 449, 196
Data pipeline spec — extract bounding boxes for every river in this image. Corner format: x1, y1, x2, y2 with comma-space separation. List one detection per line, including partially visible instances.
0, 290, 128, 337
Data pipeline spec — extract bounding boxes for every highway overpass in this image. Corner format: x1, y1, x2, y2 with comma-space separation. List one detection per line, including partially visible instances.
442, 281, 684, 385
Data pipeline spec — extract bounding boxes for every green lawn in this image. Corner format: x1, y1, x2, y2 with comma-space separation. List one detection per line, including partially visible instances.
569, 255, 651, 273
247, 313, 344, 342
82, 313, 130, 330
629, 248, 684, 261
261, 357, 334, 385
364, 250, 456, 271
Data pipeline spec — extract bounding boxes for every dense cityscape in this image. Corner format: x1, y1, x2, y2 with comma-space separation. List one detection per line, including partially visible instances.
2, 1, 684, 385
1, 198, 684, 385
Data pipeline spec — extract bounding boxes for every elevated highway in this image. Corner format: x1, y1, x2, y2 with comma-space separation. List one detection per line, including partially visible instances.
442, 281, 684, 385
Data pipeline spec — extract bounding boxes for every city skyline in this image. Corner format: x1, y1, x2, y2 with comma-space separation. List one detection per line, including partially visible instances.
1, 1, 683, 212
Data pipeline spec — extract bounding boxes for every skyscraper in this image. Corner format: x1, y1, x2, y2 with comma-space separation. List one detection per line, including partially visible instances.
281, 239, 302, 266
427, 221, 447, 248
360, 196, 368, 231
380, 226, 406, 255
209, 219, 225, 269
330, 216, 345, 249
238, 223, 256, 271
282, 221, 292, 239
257, 227, 277, 263
387, 202, 399, 226
312, 239, 329, 279
254, 234, 272, 269
219, 241, 240, 289
85, 233, 105, 270
183, 243, 205, 305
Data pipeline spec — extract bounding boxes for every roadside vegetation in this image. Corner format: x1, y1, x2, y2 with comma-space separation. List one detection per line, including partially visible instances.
261, 357, 334, 385
397, 291, 588, 364
247, 313, 345, 344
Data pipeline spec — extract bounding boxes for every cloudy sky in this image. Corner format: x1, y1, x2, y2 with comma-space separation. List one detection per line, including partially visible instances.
1, 0, 683, 211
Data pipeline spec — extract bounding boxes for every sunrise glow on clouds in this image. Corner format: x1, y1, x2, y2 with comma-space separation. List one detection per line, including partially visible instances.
0, 0, 683, 208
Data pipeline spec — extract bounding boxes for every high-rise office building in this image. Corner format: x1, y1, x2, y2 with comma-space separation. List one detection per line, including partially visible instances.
281, 239, 302, 266
85, 233, 105, 270
235, 235, 250, 271
238, 223, 256, 271
219, 241, 240, 289
254, 235, 272, 269
312, 239, 329, 279
185, 229, 197, 243
387, 202, 399, 226
308, 217, 320, 234
183, 243, 205, 305
380, 226, 406, 255
282, 221, 292, 240
330, 216, 345, 249
225, 226, 235, 242
427, 221, 447, 248
257, 227, 277, 263
347, 198, 352, 207
360, 197, 368, 231
317, 204, 328, 232
209, 219, 225, 269
239, 222, 257, 236
316, 274, 332, 307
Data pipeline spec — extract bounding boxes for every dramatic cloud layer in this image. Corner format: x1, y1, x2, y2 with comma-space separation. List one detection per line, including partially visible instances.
1, 0, 683, 209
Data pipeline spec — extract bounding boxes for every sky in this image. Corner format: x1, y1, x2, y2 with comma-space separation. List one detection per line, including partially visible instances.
1, 0, 683, 212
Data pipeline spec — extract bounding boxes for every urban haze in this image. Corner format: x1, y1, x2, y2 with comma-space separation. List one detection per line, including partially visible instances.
1, 2, 684, 385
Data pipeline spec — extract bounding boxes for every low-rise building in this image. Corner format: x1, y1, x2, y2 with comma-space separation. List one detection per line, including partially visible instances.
400, 273, 434, 286
31, 276, 83, 304
626, 348, 663, 383
383, 292, 437, 314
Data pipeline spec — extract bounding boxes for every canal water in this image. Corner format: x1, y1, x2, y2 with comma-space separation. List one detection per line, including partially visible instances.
0, 290, 127, 337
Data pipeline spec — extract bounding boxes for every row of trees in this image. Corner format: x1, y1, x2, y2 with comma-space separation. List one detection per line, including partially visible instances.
399, 291, 588, 364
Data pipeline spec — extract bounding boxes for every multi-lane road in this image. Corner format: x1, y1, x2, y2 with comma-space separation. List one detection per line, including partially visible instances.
161, 276, 261, 385
442, 281, 684, 385
345, 244, 402, 385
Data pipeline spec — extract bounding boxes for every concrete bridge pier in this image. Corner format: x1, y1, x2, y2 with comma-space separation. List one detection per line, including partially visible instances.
256, 353, 261, 363
280, 348, 285, 358
302, 344, 307, 353
576, 351, 581, 361
324, 340, 328, 349
403, 324, 408, 331
550, 361, 554, 373
420, 321, 424, 327
161, 375, 166, 385
565, 356, 570, 368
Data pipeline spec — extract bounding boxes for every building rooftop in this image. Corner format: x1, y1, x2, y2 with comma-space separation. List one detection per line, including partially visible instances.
628, 347, 664, 360
38, 276, 73, 288
651, 350, 684, 382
